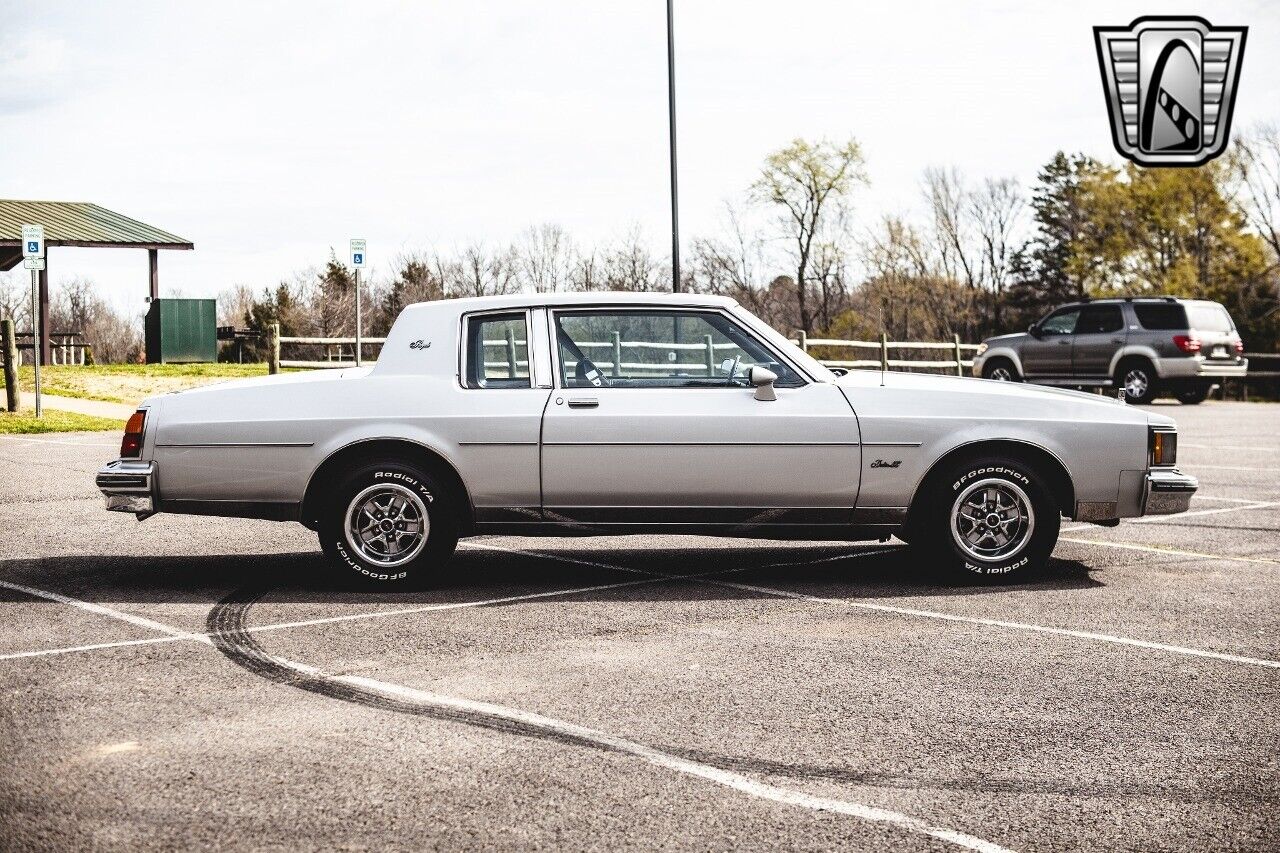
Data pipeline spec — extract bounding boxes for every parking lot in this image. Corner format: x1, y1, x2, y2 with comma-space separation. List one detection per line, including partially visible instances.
0, 400, 1276, 852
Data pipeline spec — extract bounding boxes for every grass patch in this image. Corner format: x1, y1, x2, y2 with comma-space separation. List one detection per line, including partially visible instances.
0, 409, 123, 434
6, 363, 275, 405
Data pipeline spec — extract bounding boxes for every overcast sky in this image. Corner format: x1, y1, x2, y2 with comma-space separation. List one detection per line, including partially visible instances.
2, 0, 1277, 312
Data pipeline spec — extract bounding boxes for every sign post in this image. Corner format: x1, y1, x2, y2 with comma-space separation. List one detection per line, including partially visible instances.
22, 225, 45, 418
349, 238, 367, 367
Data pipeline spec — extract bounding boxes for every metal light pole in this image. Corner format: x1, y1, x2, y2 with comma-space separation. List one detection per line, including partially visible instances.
666, 0, 681, 293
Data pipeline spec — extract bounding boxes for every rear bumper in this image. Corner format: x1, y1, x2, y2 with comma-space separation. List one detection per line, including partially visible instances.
96, 460, 155, 513
1142, 468, 1197, 515
1159, 356, 1248, 380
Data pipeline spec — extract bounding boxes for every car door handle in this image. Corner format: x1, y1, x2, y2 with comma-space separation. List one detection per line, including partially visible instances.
1110, 338, 1123, 344
1058, 339, 1070, 345
567, 398, 599, 409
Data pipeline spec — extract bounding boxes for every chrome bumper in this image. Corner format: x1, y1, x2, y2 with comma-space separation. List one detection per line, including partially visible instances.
96, 460, 155, 514
1143, 468, 1197, 515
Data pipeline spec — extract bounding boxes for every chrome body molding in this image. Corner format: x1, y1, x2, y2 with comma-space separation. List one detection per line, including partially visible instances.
95, 291, 1192, 540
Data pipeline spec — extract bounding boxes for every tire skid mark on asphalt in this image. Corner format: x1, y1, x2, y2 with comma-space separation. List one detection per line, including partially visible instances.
205, 584, 1016, 853
469, 544, 1280, 670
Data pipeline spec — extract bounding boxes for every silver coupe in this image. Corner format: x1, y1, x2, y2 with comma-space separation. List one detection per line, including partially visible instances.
97, 293, 1196, 584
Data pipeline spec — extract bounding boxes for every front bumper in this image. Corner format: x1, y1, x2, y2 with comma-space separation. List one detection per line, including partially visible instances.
96, 459, 155, 514
1143, 468, 1197, 515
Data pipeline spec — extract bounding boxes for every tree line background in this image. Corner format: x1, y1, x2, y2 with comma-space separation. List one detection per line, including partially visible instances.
4, 125, 1280, 362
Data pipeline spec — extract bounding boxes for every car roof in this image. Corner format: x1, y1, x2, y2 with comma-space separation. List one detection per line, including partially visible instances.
400, 291, 739, 316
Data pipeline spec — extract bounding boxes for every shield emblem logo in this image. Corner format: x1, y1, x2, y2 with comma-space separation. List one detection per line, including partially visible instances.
1094, 16, 1247, 167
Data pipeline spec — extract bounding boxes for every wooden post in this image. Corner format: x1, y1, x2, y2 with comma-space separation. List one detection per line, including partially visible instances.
38, 264, 50, 366
2, 318, 18, 413
953, 333, 963, 376
796, 330, 807, 352
505, 328, 517, 379
148, 249, 160, 301
879, 332, 889, 373
267, 323, 280, 374
611, 331, 622, 378
703, 334, 714, 376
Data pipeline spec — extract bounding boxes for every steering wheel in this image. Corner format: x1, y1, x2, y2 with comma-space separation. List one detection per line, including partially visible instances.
575, 357, 610, 388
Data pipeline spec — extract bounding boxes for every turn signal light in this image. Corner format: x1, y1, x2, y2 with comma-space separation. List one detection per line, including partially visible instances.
1150, 430, 1178, 467
121, 410, 146, 458
1172, 335, 1201, 353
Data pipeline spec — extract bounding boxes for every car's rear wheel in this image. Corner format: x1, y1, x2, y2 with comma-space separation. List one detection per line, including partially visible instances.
982, 358, 1020, 382
1175, 384, 1211, 405
1116, 359, 1158, 405
318, 461, 458, 586
911, 455, 1060, 581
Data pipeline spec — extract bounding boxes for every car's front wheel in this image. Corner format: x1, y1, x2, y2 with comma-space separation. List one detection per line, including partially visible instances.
319, 461, 458, 586
982, 358, 1020, 382
911, 456, 1060, 580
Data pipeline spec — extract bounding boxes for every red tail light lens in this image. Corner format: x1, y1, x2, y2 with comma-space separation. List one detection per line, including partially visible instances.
121, 410, 146, 458
1234, 340, 1245, 354
1172, 335, 1201, 353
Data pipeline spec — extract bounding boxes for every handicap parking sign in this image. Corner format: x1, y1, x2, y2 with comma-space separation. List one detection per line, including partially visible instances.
349, 238, 367, 269
353, 253, 363, 265
27, 241, 38, 254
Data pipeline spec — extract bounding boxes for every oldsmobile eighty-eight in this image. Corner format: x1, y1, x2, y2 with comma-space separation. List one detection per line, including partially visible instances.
97, 293, 1196, 584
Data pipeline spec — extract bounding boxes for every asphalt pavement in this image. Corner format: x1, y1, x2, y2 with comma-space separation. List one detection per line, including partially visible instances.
0, 401, 1277, 852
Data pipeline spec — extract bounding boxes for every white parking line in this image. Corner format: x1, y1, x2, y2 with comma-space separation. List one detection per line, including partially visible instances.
1059, 537, 1280, 567
472, 544, 1280, 670
1192, 495, 1270, 504
1189, 464, 1280, 473
0, 570, 1013, 851
1182, 443, 1279, 452
1060, 500, 1278, 533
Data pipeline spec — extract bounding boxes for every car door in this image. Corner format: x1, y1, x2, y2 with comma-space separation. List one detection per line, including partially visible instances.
1020, 306, 1079, 377
539, 307, 861, 525
1071, 303, 1126, 378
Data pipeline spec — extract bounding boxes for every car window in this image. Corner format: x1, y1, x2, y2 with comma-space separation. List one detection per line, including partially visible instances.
1133, 303, 1188, 330
1185, 303, 1234, 333
1039, 308, 1080, 335
464, 313, 531, 389
554, 310, 803, 389
1076, 304, 1124, 334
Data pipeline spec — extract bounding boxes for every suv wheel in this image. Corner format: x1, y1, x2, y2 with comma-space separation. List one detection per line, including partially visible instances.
319, 461, 459, 586
911, 456, 1060, 581
1116, 359, 1158, 405
982, 359, 1020, 382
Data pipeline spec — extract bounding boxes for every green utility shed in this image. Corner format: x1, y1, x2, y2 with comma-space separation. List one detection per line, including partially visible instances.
145, 298, 217, 363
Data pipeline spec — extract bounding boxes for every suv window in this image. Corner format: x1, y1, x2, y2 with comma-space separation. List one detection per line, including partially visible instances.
1186, 303, 1234, 333
1076, 304, 1124, 334
1038, 308, 1080, 335
554, 310, 803, 389
1133, 303, 1188, 330
464, 313, 530, 389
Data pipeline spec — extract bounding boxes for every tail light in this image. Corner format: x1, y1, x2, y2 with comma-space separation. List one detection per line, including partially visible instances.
1234, 340, 1245, 354
121, 410, 146, 458
1172, 335, 1201, 353
1150, 429, 1178, 467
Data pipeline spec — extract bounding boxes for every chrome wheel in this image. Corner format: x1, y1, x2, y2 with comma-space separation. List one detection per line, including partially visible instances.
344, 483, 430, 568
988, 366, 1014, 381
950, 478, 1036, 563
1123, 368, 1149, 399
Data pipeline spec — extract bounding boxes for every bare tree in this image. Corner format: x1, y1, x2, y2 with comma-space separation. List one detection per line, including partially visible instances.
1230, 123, 1280, 265
518, 224, 575, 293
970, 176, 1024, 328
751, 137, 867, 333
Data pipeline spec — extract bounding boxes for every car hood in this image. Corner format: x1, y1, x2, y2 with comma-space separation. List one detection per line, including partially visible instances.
982, 331, 1028, 346
833, 369, 1157, 422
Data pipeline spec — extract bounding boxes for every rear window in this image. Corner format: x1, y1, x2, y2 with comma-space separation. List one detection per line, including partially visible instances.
1185, 303, 1234, 333
1133, 303, 1188, 330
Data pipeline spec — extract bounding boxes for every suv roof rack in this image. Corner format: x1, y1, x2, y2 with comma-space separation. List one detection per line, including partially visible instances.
1080, 295, 1178, 303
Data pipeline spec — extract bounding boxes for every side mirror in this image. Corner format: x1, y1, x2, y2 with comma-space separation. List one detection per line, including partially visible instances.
748, 366, 777, 401
1028, 324, 1042, 338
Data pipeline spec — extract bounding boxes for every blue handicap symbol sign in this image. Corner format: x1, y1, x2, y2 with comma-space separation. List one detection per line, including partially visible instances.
353, 253, 363, 264
27, 241, 39, 253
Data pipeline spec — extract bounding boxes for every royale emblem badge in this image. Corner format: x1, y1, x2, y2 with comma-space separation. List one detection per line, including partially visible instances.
409, 339, 432, 350
1094, 16, 1246, 167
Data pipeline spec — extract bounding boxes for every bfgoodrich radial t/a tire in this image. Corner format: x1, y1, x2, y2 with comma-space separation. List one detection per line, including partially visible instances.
319, 461, 458, 586
913, 456, 1060, 580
